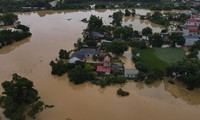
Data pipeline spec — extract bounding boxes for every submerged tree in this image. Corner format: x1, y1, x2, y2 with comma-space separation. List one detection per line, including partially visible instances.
0, 74, 52, 120
112, 10, 123, 26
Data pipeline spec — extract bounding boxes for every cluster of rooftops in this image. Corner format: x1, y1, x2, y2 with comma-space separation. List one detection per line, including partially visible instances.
69, 45, 138, 78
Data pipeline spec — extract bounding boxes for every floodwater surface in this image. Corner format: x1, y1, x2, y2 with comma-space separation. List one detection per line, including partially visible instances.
0, 9, 200, 120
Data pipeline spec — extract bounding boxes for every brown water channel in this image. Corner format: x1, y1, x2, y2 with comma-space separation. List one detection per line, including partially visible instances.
0, 9, 200, 120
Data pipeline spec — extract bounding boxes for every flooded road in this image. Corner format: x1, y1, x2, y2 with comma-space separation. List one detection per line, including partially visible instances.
0, 9, 200, 120
120, 47, 136, 69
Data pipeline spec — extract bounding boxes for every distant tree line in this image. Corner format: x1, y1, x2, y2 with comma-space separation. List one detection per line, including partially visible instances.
0, 0, 52, 12
0, 0, 191, 12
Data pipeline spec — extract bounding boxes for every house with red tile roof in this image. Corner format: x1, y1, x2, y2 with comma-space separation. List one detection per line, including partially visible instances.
183, 25, 199, 36
185, 19, 198, 26
96, 66, 111, 75
96, 56, 111, 75
191, 14, 200, 20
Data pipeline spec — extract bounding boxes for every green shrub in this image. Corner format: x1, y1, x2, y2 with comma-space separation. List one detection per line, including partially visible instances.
117, 88, 129, 96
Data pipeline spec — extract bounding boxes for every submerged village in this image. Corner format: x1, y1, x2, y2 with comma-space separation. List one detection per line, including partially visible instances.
50, 9, 200, 92
1, 0, 200, 120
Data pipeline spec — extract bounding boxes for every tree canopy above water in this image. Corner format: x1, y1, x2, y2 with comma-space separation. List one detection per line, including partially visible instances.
0, 73, 51, 120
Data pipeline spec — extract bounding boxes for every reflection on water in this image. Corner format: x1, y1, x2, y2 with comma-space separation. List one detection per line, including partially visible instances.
0, 37, 30, 54
135, 9, 191, 16
0, 9, 200, 120
164, 78, 200, 105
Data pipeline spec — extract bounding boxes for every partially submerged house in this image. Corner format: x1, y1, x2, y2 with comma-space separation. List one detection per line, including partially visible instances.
69, 48, 97, 63
124, 69, 139, 78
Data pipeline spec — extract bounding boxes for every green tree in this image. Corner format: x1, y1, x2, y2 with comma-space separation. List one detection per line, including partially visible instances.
16, 25, 30, 32
112, 10, 123, 26
135, 61, 148, 73
131, 9, 136, 16
106, 39, 128, 55
150, 11, 170, 26
0, 13, 18, 25
151, 11, 163, 20
68, 63, 95, 84
117, 88, 129, 96
145, 67, 164, 84
129, 40, 147, 49
68, 65, 86, 84
87, 15, 103, 31
169, 32, 185, 47
167, 58, 200, 90
142, 27, 153, 38
137, 72, 146, 81
124, 9, 131, 16
74, 38, 84, 50
113, 26, 133, 39
178, 13, 190, 23
0, 74, 50, 120
50, 60, 68, 76
59, 49, 70, 60
149, 33, 163, 47
187, 40, 200, 59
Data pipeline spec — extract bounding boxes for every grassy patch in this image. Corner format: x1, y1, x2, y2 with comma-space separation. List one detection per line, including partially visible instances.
140, 48, 185, 70
154, 48, 185, 64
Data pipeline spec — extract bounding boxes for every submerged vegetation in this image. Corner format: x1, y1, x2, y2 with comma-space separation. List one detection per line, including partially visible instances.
0, 13, 32, 49
117, 88, 130, 97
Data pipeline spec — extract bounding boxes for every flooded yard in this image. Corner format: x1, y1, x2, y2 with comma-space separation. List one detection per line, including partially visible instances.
0, 9, 200, 120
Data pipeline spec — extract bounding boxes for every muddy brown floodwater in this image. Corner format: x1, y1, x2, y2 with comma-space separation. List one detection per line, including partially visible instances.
1, 9, 200, 120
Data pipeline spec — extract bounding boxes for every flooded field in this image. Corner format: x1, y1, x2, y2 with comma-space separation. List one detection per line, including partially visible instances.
0, 9, 200, 120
